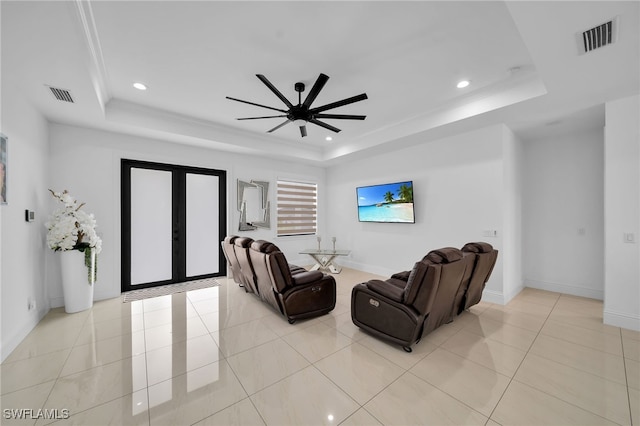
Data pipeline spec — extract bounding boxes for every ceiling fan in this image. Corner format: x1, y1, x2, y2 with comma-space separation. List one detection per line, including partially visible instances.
226, 73, 367, 137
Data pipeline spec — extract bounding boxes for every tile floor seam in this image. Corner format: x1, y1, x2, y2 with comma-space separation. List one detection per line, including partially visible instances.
484, 289, 559, 423
308, 361, 363, 409
364, 338, 433, 370
434, 344, 512, 380
141, 306, 152, 426
48, 391, 142, 426
502, 295, 631, 426
2, 381, 55, 426
313, 340, 410, 408
357, 369, 423, 425
508, 378, 626, 426
203, 396, 269, 426
404, 369, 490, 423
540, 318, 625, 357
183, 384, 252, 426
6, 272, 637, 426
417, 345, 515, 422
224, 336, 309, 397
253, 335, 345, 396
461, 325, 538, 354
526, 333, 628, 386
621, 327, 634, 426
37, 335, 82, 424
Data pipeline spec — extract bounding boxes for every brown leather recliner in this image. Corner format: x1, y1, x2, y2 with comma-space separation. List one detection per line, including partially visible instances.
221, 235, 243, 287
420, 247, 474, 335
233, 236, 259, 294
457, 242, 498, 313
249, 240, 336, 323
351, 260, 441, 352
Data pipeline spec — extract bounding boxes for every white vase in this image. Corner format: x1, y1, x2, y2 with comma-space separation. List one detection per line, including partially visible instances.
60, 249, 95, 313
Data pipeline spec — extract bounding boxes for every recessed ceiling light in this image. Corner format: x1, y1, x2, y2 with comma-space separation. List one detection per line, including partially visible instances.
325, 136, 333, 141
133, 82, 147, 91
456, 80, 470, 89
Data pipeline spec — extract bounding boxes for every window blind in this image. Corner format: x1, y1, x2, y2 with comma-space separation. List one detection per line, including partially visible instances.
277, 180, 317, 236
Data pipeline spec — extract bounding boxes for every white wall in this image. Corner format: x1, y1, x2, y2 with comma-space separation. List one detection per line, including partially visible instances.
502, 126, 524, 303
522, 127, 605, 299
47, 124, 326, 305
1, 56, 51, 361
604, 94, 640, 331
326, 124, 515, 303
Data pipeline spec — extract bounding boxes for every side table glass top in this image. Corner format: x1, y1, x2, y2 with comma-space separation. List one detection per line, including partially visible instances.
299, 249, 351, 256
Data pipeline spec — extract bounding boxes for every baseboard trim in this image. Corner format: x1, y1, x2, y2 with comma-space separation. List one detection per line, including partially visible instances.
1, 308, 48, 362
340, 260, 396, 279
524, 279, 603, 300
482, 289, 506, 305
49, 295, 65, 309
604, 309, 640, 331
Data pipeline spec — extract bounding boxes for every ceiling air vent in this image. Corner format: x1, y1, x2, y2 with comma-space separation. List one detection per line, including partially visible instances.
577, 17, 618, 55
47, 86, 74, 103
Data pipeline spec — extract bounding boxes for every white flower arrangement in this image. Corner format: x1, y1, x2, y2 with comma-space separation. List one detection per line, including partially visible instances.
46, 189, 102, 283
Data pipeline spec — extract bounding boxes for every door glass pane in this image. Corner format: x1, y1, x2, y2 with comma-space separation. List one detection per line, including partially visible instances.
130, 168, 173, 285
186, 173, 219, 277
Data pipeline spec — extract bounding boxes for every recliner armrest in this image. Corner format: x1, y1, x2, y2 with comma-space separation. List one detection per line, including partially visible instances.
390, 271, 410, 282
387, 278, 408, 289
366, 279, 404, 303
289, 264, 308, 275
290, 270, 324, 286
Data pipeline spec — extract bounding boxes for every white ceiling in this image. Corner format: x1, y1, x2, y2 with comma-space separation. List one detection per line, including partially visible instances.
2, 1, 638, 166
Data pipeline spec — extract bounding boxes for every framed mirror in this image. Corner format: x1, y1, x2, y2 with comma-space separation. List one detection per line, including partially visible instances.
237, 179, 270, 231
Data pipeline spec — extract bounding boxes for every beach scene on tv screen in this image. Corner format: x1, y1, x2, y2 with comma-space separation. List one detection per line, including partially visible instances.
357, 181, 414, 223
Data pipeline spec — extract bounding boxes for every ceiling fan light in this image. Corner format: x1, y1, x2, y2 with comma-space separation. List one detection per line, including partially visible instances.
293, 119, 306, 127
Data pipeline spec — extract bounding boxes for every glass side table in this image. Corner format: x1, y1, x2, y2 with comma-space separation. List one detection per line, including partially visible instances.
299, 249, 350, 274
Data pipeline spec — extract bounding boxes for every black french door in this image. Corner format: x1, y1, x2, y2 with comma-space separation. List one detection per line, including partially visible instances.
121, 159, 226, 292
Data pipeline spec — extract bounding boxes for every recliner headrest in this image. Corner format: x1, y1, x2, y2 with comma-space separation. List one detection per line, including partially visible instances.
461, 242, 494, 253
251, 240, 281, 253
223, 235, 238, 244
234, 237, 254, 248
423, 247, 463, 264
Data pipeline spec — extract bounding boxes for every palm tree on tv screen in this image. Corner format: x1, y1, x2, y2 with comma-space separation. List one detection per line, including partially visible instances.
384, 191, 394, 203
398, 183, 413, 203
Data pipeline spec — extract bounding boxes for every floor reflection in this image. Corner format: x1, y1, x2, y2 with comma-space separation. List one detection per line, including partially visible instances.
1, 273, 638, 426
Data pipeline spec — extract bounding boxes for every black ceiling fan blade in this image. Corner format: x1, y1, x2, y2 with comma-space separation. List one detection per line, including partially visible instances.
309, 118, 341, 133
226, 96, 288, 113
267, 119, 291, 133
309, 93, 368, 114
302, 73, 329, 108
314, 113, 366, 120
237, 115, 288, 120
256, 74, 294, 109
300, 125, 307, 137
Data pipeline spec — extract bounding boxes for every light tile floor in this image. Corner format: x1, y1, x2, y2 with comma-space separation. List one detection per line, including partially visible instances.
1, 267, 639, 425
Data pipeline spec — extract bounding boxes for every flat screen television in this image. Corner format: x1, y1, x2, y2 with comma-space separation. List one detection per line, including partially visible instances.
356, 181, 415, 223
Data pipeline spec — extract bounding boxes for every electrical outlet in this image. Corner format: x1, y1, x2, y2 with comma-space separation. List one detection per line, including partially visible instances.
24, 210, 35, 222
624, 233, 636, 243
27, 298, 36, 311
482, 230, 498, 237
